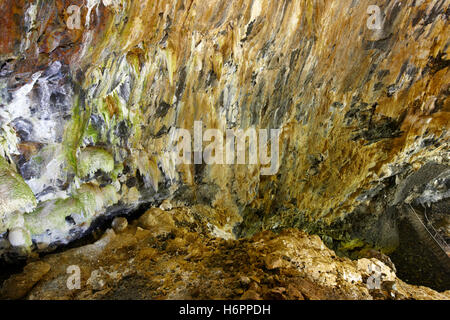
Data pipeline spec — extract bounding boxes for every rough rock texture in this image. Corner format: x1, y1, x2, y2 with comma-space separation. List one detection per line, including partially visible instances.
0, 0, 449, 291
1, 209, 449, 300
0, 261, 50, 300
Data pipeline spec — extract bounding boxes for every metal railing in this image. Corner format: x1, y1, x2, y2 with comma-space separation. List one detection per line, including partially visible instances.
407, 204, 450, 256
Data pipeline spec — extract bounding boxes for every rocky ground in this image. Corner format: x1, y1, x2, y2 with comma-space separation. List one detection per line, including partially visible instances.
1, 206, 448, 300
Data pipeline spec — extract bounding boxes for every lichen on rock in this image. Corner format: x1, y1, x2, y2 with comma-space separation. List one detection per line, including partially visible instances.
0, 156, 36, 233
77, 147, 115, 178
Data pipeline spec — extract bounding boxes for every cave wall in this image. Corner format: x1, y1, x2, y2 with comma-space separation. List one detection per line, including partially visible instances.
0, 0, 448, 256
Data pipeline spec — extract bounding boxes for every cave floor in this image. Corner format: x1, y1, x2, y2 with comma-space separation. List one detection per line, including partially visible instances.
1, 207, 449, 300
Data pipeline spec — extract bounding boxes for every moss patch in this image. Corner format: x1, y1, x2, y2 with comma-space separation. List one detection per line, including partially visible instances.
24, 197, 85, 235
24, 184, 119, 236
77, 147, 114, 178
0, 156, 37, 232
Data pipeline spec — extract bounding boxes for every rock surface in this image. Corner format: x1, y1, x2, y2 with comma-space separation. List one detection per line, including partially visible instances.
0, 0, 448, 293
1, 207, 449, 300
0, 261, 50, 300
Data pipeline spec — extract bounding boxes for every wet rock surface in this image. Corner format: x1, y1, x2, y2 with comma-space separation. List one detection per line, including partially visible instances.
1, 208, 449, 300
